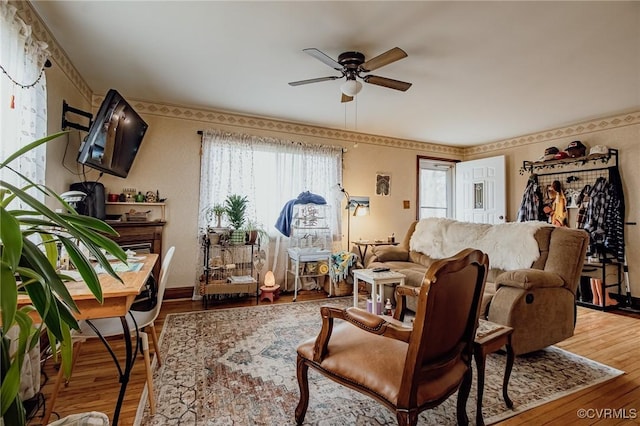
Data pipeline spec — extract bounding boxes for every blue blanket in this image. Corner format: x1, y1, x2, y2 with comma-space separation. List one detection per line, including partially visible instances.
275, 191, 326, 237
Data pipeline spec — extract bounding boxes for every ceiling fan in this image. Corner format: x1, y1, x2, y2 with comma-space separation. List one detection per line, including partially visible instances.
289, 47, 412, 102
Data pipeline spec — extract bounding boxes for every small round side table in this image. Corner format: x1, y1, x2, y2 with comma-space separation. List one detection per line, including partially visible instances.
260, 284, 281, 303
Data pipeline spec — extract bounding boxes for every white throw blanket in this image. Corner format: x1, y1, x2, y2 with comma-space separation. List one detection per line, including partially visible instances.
409, 218, 549, 270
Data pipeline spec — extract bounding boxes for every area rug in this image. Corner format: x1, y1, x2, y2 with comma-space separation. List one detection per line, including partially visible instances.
134, 298, 623, 425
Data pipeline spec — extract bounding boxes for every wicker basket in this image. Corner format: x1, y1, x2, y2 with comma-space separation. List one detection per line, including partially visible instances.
323, 279, 352, 296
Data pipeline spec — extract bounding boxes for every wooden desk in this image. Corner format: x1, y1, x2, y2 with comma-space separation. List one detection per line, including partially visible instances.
18, 254, 158, 320
19, 254, 158, 425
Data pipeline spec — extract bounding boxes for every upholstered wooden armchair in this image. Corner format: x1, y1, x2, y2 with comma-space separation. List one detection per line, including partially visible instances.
295, 248, 489, 426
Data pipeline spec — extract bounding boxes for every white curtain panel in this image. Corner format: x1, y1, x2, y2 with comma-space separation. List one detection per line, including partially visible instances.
0, 0, 49, 205
197, 129, 343, 294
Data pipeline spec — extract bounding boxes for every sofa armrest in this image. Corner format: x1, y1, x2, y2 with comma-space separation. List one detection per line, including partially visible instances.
365, 245, 409, 267
495, 268, 565, 291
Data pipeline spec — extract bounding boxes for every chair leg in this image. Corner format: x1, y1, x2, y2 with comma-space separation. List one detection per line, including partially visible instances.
140, 332, 156, 415
42, 339, 83, 425
148, 322, 161, 367
294, 356, 310, 425
396, 410, 418, 426
456, 367, 472, 426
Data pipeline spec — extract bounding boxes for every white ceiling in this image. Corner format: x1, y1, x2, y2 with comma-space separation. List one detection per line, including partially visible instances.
32, 1, 640, 146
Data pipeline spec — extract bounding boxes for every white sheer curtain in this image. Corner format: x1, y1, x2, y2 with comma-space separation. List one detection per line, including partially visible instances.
197, 129, 343, 294
0, 0, 49, 205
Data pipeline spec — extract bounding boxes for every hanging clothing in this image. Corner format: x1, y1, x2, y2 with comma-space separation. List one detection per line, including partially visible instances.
582, 177, 610, 254
604, 167, 625, 262
550, 191, 568, 227
517, 174, 545, 222
575, 184, 592, 229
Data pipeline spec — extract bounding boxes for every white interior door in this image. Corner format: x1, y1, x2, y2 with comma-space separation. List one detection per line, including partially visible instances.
455, 155, 506, 224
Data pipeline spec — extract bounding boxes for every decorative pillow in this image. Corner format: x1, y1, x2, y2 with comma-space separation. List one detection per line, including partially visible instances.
372, 246, 409, 262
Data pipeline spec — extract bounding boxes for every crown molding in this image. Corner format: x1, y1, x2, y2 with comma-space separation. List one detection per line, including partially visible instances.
13, 1, 93, 102
464, 111, 640, 156
91, 94, 465, 156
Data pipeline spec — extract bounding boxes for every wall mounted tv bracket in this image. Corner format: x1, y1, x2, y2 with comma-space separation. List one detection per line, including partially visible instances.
61, 100, 93, 132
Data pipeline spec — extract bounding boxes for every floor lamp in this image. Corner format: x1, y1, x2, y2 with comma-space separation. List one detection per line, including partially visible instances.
337, 183, 351, 250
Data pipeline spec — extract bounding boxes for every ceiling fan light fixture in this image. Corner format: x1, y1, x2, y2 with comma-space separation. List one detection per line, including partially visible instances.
340, 79, 362, 97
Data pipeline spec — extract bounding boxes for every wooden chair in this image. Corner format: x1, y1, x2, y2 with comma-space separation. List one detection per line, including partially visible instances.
295, 248, 489, 426
43, 247, 175, 424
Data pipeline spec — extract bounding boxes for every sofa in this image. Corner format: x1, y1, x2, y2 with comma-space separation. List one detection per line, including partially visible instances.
363, 218, 589, 355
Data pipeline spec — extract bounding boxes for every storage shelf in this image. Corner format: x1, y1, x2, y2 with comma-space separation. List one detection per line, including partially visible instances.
105, 202, 166, 221
105, 202, 166, 206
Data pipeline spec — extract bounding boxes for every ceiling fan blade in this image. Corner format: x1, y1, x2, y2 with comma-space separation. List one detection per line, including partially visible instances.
303, 48, 343, 70
363, 75, 412, 91
361, 47, 408, 72
341, 93, 353, 103
288, 76, 340, 86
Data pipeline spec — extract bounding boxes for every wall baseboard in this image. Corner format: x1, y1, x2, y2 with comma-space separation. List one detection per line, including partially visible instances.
165, 287, 195, 300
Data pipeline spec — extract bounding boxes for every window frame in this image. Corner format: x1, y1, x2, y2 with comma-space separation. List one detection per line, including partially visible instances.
415, 156, 459, 220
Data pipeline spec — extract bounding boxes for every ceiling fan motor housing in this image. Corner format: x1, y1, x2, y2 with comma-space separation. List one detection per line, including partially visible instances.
338, 51, 365, 75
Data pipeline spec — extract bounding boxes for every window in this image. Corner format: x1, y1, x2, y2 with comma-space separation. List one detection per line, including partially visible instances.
0, 2, 49, 205
197, 130, 343, 290
417, 157, 455, 219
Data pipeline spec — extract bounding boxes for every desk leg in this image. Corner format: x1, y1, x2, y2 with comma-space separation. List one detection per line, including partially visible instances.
85, 315, 139, 426
503, 340, 514, 408
475, 349, 487, 426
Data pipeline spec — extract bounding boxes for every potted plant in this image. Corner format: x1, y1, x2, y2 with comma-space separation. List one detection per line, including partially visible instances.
224, 194, 248, 244
244, 218, 270, 246
206, 203, 226, 229
0, 132, 126, 425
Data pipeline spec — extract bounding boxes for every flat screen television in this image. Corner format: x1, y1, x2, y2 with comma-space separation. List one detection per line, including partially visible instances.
77, 89, 148, 178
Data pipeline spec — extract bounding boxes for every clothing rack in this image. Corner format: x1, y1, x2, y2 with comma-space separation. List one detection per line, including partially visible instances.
519, 148, 627, 312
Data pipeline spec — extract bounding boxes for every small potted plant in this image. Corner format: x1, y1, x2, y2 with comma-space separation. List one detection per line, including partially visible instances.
244, 218, 270, 246
224, 194, 248, 244
206, 203, 227, 229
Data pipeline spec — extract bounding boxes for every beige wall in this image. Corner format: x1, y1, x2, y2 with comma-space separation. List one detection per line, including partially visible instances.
43, 82, 462, 291
42, 51, 640, 298
25, 1, 638, 299
464, 115, 640, 297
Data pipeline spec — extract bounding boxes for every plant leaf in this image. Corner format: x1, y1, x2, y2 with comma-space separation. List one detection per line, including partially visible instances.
0, 206, 22, 269
0, 263, 17, 334
40, 232, 59, 268
60, 236, 103, 303
21, 238, 77, 312
0, 132, 67, 169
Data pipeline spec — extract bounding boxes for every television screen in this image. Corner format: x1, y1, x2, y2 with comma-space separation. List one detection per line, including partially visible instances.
77, 89, 148, 178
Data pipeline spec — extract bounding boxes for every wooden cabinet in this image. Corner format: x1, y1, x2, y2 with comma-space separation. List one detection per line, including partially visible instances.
108, 221, 165, 283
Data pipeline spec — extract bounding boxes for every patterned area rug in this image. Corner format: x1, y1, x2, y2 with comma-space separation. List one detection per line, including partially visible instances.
135, 298, 623, 425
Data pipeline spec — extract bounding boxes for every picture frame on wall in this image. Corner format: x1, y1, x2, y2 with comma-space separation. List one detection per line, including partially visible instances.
376, 173, 391, 196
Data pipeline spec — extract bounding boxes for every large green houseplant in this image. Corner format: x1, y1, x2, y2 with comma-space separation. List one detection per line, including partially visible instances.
224, 194, 248, 244
0, 132, 126, 425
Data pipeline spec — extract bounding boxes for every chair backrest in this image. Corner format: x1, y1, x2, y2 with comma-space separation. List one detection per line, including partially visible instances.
148, 246, 175, 321
400, 248, 489, 393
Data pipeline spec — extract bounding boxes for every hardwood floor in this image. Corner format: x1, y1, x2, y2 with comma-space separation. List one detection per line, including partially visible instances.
33, 291, 640, 425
